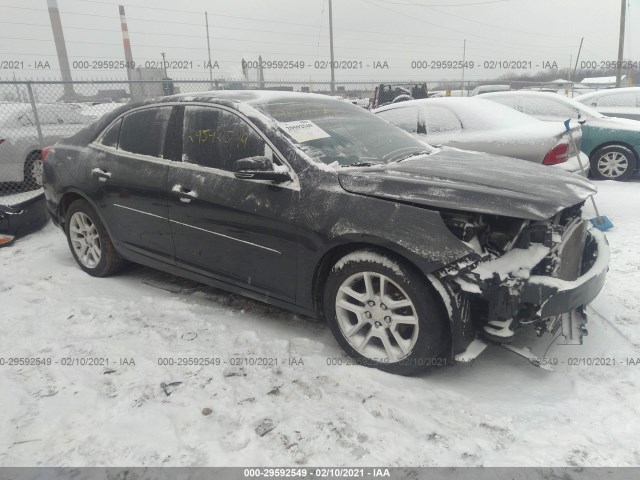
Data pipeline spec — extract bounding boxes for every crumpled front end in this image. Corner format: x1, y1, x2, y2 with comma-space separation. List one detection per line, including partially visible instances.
433, 202, 609, 355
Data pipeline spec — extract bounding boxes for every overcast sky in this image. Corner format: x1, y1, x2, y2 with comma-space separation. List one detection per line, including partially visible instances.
0, 0, 637, 83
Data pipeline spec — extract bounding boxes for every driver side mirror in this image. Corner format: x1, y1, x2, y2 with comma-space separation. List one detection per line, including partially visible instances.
233, 156, 291, 183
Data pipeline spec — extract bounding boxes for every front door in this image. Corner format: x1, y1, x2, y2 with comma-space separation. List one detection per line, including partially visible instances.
167, 104, 299, 302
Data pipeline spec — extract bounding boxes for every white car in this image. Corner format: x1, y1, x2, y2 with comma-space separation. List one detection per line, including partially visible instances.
0, 103, 88, 187
574, 87, 640, 121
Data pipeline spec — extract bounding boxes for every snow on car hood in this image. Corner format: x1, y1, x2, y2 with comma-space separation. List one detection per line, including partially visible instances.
591, 115, 640, 132
337, 147, 597, 221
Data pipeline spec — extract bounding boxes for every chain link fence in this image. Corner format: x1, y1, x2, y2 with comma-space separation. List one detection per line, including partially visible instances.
0, 77, 611, 208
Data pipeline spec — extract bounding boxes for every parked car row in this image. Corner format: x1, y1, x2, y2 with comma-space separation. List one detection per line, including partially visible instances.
0, 103, 89, 188
42, 91, 609, 375
373, 97, 588, 176
482, 91, 640, 181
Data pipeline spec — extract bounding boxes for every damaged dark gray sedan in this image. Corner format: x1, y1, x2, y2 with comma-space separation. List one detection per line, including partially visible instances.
43, 91, 609, 375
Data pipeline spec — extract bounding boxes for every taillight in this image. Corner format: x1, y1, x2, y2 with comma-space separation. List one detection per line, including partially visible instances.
42, 146, 54, 161
543, 143, 569, 165
0, 234, 15, 247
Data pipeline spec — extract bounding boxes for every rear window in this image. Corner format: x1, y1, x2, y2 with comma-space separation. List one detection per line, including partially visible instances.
119, 107, 173, 158
597, 92, 637, 107
376, 106, 419, 133
422, 106, 462, 134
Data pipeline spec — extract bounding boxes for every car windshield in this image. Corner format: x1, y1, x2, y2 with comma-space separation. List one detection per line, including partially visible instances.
254, 97, 432, 166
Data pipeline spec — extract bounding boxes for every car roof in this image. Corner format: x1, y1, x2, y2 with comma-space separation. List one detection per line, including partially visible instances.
481, 91, 563, 99
574, 87, 640, 101
163, 90, 343, 107
373, 96, 499, 112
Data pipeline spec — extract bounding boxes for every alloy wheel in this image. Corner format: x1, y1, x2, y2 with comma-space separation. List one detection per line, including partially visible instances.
597, 151, 629, 178
69, 212, 102, 268
335, 271, 419, 363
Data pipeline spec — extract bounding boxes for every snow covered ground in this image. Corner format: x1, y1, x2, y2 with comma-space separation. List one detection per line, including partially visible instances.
0, 180, 639, 467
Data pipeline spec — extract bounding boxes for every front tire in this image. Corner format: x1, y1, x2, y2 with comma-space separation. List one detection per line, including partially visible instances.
323, 249, 450, 375
589, 145, 637, 181
65, 199, 126, 277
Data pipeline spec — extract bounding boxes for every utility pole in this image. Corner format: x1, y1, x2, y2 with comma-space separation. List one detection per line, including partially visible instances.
616, 0, 626, 87
48, 0, 75, 100
571, 37, 584, 97
161, 51, 168, 77
328, 0, 336, 95
460, 39, 466, 96
205, 11, 214, 90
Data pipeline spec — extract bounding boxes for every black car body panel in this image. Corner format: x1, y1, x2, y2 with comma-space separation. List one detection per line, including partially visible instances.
43, 91, 609, 360
338, 148, 596, 221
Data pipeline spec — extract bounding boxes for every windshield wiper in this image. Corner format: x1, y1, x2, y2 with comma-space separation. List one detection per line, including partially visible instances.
393, 151, 431, 163
341, 161, 380, 167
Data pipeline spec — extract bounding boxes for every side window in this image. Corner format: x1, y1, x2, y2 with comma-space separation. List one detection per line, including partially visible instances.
485, 95, 518, 110
423, 106, 462, 134
597, 92, 636, 107
181, 106, 266, 171
376, 107, 419, 133
100, 118, 122, 148
119, 107, 173, 158
522, 97, 578, 119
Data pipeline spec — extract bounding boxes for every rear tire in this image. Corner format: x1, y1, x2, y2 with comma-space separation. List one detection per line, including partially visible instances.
323, 249, 450, 376
589, 145, 637, 181
65, 199, 126, 277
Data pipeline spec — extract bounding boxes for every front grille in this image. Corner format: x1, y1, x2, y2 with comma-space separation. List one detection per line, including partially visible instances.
555, 219, 587, 281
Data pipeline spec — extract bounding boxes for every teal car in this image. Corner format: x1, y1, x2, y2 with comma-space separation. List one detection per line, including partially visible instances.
482, 91, 640, 181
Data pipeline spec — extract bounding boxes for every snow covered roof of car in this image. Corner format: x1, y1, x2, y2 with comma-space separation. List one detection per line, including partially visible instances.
164, 90, 343, 107
574, 87, 640, 102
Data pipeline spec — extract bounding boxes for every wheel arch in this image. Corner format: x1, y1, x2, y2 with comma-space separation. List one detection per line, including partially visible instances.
589, 140, 639, 163
312, 240, 448, 320
312, 240, 469, 359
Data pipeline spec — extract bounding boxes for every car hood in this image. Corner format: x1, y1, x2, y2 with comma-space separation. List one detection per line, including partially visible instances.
337, 147, 597, 221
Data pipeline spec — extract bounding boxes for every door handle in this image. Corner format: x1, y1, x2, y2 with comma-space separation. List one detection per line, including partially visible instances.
172, 184, 198, 203
91, 167, 111, 182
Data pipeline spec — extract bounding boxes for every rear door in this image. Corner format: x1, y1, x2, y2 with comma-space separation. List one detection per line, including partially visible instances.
166, 104, 299, 302
86, 105, 176, 262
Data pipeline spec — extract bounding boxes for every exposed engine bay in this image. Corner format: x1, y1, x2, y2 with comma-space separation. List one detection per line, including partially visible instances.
436, 202, 603, 349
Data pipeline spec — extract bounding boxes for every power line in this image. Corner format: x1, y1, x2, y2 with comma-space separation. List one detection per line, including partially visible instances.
0, 5, 580, 49
374, 0, 517, 6
408, 4, 578, 38
360, 0, 577, 48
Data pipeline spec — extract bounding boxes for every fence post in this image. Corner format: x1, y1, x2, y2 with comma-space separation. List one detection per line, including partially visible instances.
26, 83, 44, 147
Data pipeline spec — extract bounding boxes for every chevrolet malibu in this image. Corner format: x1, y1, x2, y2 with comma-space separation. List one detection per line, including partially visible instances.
43, 91, 609, 375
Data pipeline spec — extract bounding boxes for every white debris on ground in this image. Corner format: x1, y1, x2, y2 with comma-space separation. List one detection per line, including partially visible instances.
0, 180, 639, 467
